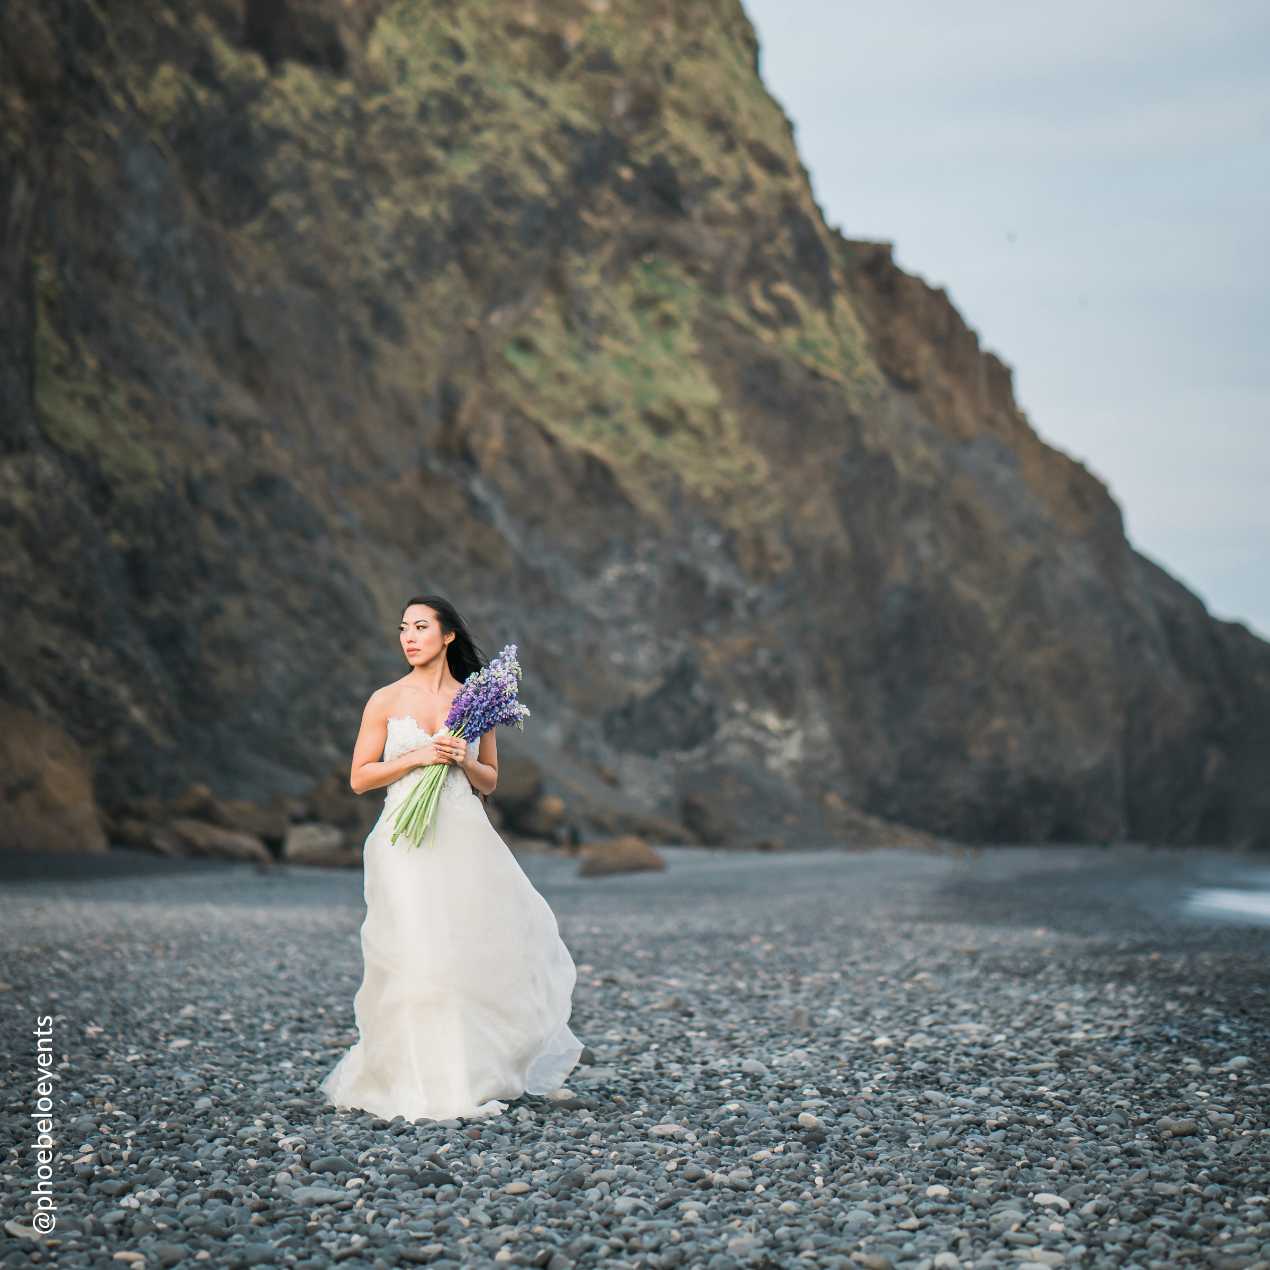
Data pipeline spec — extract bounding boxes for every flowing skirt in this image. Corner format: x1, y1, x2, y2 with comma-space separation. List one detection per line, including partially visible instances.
319, 763, 583, 1121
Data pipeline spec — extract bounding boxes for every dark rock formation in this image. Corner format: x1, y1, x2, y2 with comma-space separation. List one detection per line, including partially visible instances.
1, 0, 1266, 853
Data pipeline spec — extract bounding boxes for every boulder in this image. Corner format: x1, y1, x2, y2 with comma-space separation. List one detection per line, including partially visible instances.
150, 818, 271, 864
283, 822, 359, 868
207, 794, 292, 845
167, 783, 216, 819
577, 835, 666, 877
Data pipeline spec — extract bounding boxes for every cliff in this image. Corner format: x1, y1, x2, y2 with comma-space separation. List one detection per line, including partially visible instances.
2, 0, 1266, 855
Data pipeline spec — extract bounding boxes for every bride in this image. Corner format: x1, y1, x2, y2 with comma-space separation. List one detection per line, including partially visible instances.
320, 594, 584, 1121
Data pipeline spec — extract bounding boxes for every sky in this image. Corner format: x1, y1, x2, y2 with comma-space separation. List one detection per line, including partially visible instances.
741, 0, 1269, 641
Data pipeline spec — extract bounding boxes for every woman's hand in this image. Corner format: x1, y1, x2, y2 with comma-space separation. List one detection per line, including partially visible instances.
402, 739, 445, 768
406, 736, 467, 768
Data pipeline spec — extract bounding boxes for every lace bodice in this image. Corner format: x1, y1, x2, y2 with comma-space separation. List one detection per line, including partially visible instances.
381, 715, 480, 813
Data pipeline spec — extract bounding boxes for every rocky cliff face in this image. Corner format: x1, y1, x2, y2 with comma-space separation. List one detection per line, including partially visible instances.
3, 0, 1267, 853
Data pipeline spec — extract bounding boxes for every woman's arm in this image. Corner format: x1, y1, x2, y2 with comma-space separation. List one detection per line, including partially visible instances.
460, 730, 499, 798
349, 694, 438, 795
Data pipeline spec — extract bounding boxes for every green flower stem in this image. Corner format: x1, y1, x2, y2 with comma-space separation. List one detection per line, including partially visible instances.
390, 725, 467, 848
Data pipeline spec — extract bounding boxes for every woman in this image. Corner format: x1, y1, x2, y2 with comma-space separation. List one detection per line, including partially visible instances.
320, 594, 584, 1121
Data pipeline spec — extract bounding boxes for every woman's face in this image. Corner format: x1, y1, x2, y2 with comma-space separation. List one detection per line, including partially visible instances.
399, 604, 451, 667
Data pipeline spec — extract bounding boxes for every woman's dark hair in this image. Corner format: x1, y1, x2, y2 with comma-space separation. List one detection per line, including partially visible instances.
399, 594, 487, 683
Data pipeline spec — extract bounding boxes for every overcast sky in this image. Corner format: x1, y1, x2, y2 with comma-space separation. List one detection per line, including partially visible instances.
742, 0, 1269, 641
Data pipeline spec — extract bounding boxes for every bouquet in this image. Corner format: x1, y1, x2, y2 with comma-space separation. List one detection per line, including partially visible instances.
389, 643, 530, 849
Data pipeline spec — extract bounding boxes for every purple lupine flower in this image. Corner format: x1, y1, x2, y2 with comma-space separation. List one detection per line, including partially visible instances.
446, 644, 529, 744
390, 643, 532, 848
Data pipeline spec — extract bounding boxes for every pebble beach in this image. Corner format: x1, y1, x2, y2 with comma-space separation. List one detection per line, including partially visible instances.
2, 842, 1267, 1268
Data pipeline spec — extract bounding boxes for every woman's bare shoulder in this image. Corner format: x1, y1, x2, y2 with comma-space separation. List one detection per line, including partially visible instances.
363, 680, 406, 717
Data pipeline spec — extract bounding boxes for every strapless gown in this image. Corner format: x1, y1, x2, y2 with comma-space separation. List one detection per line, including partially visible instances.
319, 715, 584, 1121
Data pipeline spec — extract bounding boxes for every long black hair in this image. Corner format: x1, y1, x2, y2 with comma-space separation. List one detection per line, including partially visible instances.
399, 594, 487, 684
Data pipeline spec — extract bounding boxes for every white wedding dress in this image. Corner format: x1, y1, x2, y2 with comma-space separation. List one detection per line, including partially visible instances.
320, 715, 584, 1121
